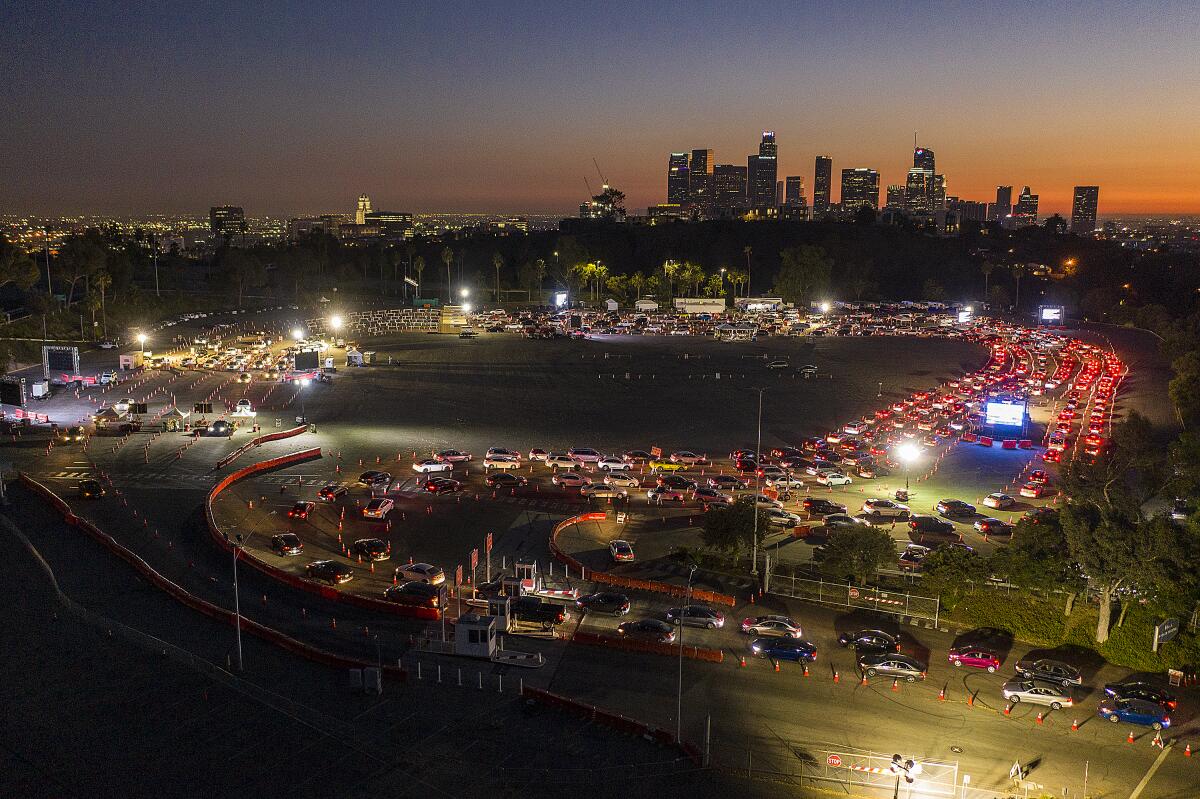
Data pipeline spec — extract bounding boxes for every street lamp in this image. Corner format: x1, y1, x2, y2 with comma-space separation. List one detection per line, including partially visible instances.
329, 315, 343, 332
222, 531, 245, 671
896, 442, 920, 492
462, 302, 472, 314
292, 327, 303, 342
748, 387, 768, 575
819, 301, 831, 315
676, 562, 697, 743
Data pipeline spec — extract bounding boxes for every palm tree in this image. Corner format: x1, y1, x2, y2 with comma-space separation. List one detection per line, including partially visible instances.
629, 272, 646, 300
592, 262, 609, 301
440, 246, 453, 301
1010, 263, 1026, 310
743, 245, 753, 295
661, 260, 680, 297
981, 262, 995, 299
413, 255, 425, 297
492, 252, 504, 303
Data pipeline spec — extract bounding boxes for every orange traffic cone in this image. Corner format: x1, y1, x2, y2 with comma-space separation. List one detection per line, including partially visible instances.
1003, 703, 1012, 716
833, 670, 840, 683
1035, 712, 1043, 725
1127, 730, 1135, 744
739, 655, 746, 668
1071, 719, 1079, 731
860, 673, 868, 686
1184, 743, 1192, 757
891, 678, 899, 691
773, 661, 780, 673
938, 686, 945, 701
802, 664, 809, 677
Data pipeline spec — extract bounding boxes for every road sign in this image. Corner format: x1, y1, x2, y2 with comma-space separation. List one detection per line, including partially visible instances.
848, 587, 860, 599
470, 548, 479, 571
485, 532, 493, 552
650, 446, 662, 458
826, 754, 842, 767
454, 564, 463, 586
1153, 618, 1180, 652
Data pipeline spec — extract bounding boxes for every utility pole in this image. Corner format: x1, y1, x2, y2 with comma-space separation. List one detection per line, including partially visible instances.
749, 387, 767, 575
676, 563, 696, 744
44, 229, 52, 297
152, 234, 160, 297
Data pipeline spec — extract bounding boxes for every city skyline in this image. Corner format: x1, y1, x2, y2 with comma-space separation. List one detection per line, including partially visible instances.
2, 1, 1198, 216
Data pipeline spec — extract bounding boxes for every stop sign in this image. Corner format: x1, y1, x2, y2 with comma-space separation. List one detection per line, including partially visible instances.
827, 754, 843, 767
848, 588, 860, 599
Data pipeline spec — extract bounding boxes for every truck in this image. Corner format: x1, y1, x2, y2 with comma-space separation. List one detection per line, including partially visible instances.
509, 596, 570, 631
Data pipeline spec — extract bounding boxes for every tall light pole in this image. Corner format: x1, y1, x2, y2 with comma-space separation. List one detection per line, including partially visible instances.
896, 443, 919, 493
676, 562, 696, 744
223, 531, 245, 671
749, 387, 767, 575
151, 234, 160, 297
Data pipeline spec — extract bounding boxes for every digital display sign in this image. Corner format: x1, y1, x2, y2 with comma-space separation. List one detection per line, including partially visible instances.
1039, 305, 1064, 323
985, 401, 1025, 427
957, 310, 974, 324
293, 350, 319, 370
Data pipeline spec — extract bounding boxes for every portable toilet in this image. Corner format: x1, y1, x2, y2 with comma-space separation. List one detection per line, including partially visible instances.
345, 349, 363, 367
454, 613, 498, 658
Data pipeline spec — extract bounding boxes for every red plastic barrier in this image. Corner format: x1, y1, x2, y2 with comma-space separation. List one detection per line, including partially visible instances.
205, 449, 441, 621
1018, 440, 1033, 449
216, 424, 310, 468
978, 436, 993, 447
1001, 439, 1018, 450
961, 432, 977, 443
18, 473, 406, 680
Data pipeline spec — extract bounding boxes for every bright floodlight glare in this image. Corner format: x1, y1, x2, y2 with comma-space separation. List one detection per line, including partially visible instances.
460, 288, 470, 298
965, 305, 974, 313
462, 302, 472, 314
819, 302, 831, 314
300, 378, 310, 386
897, 443, 920, 463
330, 315, 343, 330
137, 333, 147, 345
292, 328, 303, 341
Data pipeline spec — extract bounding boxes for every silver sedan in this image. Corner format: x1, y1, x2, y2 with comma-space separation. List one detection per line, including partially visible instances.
1001, 679, 1073, 710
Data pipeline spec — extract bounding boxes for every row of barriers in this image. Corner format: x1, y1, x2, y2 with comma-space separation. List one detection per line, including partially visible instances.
204, 448, 441, 621
549, 513, 736, 607
215, 423, 310, 468
18, 472, 406, 680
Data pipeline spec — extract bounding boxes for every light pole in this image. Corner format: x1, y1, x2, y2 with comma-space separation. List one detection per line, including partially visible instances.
748, 387, 767, 575
896, 442, 919, 493
137, 333, 148, 354
223, 531, 245, 671
676, 562, 696, 743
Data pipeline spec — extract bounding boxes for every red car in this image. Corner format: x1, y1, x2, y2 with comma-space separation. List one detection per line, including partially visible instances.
948, 646, 1001, 672
288, 501, 315, 520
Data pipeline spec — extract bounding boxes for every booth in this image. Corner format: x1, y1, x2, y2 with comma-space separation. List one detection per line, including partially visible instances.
161, 406, 190, 432
345, 349, 363, 367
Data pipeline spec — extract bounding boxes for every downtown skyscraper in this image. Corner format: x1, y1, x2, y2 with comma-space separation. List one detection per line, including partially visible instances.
840, 168, 880, 211
667, 153, 690, 204
813, 156, 832, 216
747, 131, 778, 210
1070, 186, 1099, 234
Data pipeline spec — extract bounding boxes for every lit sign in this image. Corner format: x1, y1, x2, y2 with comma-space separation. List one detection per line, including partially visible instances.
985, 401, 1025, 427
1039, 305, 1064, 323
553, 292, 568, 308
957, 310, 974, 324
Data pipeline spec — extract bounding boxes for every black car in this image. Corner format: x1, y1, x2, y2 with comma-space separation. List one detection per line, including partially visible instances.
657, 474, 697, 490
837, 629, 900, 654
936, 499, 977, 518
317, 482, 348, 501
1014, 658, 1082, 686
707, 475, 746, 490
1103, 680, 1177, 710
271, 533, 303, 556
358, 470, 391, 487
622, 450, 653, 463
383, 581, 445, 608
351, 538, 389, 561
485, 472, 528, 488
424, 477, 463, 494
305, 560, 353, 585
288, 501, 316, 520
802, 497, 847, 516
79, 479, 106, 499
616, 619, 675, 643
576, 592, 631, 616
909, 515, 957, 536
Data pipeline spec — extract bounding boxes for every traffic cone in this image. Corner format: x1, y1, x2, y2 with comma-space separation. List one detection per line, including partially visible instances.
331, 618, 337, 629
1003, 703, 1012, 716
803, 664, 809, 677
1152, 733, 1164, 749
1184, 743, 1192, 757
833, 670, 840, 683
1035, 712, 1043, 725
1127, 730, 1135, 744
369, 562, 375, 574
938, 686, 945, 701
774, 661, 780, 673
891, 678, 899, 691
860, 673, 868, 686
739, 655, 746, 668
967, 691, 975, 707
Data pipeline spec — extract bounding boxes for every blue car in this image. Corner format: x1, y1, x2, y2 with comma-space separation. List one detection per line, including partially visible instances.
749, 637, 817, 662
1098, 698, 1171, 730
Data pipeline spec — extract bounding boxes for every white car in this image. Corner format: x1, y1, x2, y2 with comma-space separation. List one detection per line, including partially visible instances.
597, 456, 631, 471
604, 472, 640, 488
395, 562, 445, 585
234, 398, 254, 413
483, 455, 522, 471
545, 453, 580, 470
552, 471, 591, 488
983, 492, 1015, 510
843, 422, 868, 435
567, 448, 602, 463
486, 447, 522, 461
766, 475, 805, 489
362, 498, 394, 519
766, 508, 803, 527
412, 459, 453, 474
751, 494, 783, 509
816, 471, 853, 486
581, 483, 627, 498
861, 499, 910, 518
669, 451, 707, 465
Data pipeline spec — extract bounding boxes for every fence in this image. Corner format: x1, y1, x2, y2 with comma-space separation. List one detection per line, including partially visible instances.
304, 307, 440, 335
766, 572, 941, 624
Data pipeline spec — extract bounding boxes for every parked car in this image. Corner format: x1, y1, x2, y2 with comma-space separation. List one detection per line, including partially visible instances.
647, 486, 685, 503
983, 492, 1015, 510
616, 619, 675, 643
576, 592, 631, 616
1098, 698, 1171, 730
434, 449, 473, 463
510, 595, 569, 630
766, 508, 803, 527
974, 517, 1013, 536
936, 499, 976, 518
306, 560, 353, 585
740, 615, 802, 638
1001, 679, 1073, 709
362, 498, 394, 519
708, 474, 746, 490
351, 538, 389, 561
666, 606, 726, 629
861, 499, 909, 518
597, 456, 631, 471
358, 470, 392, 486
693, 487, 734, 505
802, 497, 846, 516
837, 629, 900, 654
750, 638, 817, 662
270, 532, 303, 556
383, 581, 445, 608
483, 455, 522, 470
898, 544, 930, 570
858, 653, 926, 682
909, 515, 957, 536
423, 477, 462, 494
545, 453, 580, 470
485, 472, 528, 488
670, 450, 707, 465
1102, 681, 1177, 710
948, 646, 1001, 672
604, 472, 639, 488
394, 562, 445, 585
553, 471, 591, 488
288, 501, 316, 520
317, 482, 348, 501
1014, 658, 1082, 686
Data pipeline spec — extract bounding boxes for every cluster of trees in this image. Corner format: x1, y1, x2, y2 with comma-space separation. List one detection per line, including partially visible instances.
818, 413, 1200, 645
